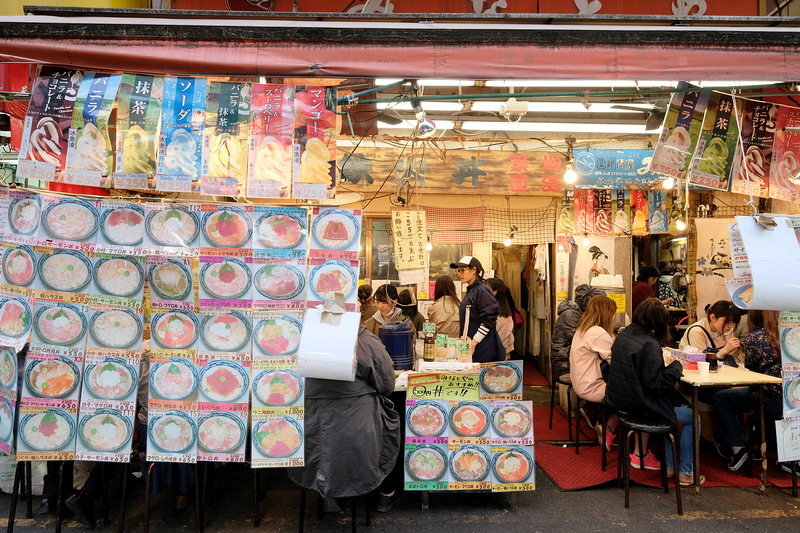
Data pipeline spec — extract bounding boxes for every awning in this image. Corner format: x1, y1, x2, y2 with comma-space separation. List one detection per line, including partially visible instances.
1, 13, 800, 80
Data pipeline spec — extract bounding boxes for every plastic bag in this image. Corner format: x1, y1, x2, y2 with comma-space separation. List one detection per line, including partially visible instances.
0, 454, 45, 495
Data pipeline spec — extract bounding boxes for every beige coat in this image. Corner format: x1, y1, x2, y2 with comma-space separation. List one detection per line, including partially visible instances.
569, 325, 613, 403
426, 296, 461, 337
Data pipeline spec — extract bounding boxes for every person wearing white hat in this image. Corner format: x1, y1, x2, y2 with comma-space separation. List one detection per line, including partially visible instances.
450, 256, 505, 362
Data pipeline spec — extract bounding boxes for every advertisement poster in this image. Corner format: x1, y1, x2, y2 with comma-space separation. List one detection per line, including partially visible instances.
594, 190, 613, 236
572, 149, 663, 189
648, 83, 710, 179
730, 100, 777, 198
687, 92, 739, 191
573, 190, 594, 236
555, 197, 574, 237
156, 76, 208, 193
0, 349, 16, 454
115, 74, 164, 190
65, 72, 122, 187
248, 85, 294, 199
292, 86, 338, 200
612, 190, 630, 236
392, 210, 428, 270
630, 190, 649, 236
648, 190, 669, 234
779, 312, 800, 420
768, 107, 800, 202
201, 82, 251, 196
17, 67, 83, 182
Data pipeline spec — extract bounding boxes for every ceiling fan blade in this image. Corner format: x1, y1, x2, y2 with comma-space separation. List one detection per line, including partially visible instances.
645, 110, 667, 131
376, 113, 403, 126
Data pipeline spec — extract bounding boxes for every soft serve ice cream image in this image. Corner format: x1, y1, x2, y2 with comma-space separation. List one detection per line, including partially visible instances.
163, 128, 199, 177
655, 126, 692, 166
71, 123, 109, 173
208, 133, 244, 179
254, 138, 292, 187
299, 138, 333, 184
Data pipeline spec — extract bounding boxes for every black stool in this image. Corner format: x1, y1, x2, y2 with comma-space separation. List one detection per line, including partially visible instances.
298, 488, 371, 533
617, 413, 682, 515
575, 398, 609, 470
548, 368, 573, 441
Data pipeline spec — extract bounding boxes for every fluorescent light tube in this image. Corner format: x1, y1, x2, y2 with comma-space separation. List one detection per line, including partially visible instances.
460, 121, 651, 134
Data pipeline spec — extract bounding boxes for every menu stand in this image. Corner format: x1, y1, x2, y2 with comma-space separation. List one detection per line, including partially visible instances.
142, 462, 202, 533
5, 461, 33, 533
252, 469, 260, 527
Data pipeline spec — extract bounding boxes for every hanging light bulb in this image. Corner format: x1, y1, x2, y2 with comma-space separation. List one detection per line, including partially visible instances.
676, 219, 687, 231
426, 242, 432, 251
504, 237, 512, 247
663, 177, 675, 189
563, 162, 578, 185
582, 235, 590, 247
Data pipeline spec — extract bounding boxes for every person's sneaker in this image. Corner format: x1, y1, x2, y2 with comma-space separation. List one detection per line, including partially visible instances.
604, 426, 618, 453
779, 461, 800, 477
712, 434, 733, 459
38, 498, 56, 516
65, 492, 96, 528
630, 451, 661, 471
375, 492, 401, 513
751, 446, 763, 462
727, 448, 749, 472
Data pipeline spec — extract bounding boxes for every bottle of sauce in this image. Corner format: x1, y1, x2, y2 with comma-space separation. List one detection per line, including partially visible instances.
706, 351, 719, 373
423, 332, 435, 362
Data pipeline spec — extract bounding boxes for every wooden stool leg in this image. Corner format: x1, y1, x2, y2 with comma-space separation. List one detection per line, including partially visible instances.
668, 434, 683, 515
144, 463, 156, 533
624, 430, 632, 508
117, 463, 129, 533
298, 488, 306, 533
6, 460, 24, 533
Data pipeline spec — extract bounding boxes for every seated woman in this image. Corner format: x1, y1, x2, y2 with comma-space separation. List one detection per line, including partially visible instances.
486, 278, 515, 360
713, 310, 783, 472
364, 284, 404, 336
427, 276, 461, 337
569, 294, 619, 449
603, 299, 703, 486
679, 300, 742, 366
288, 324, 402, 511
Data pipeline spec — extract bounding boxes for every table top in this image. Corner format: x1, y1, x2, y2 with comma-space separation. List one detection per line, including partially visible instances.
680, 365, 782, 387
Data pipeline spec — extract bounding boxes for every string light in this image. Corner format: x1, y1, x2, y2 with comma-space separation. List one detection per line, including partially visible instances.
563, 162, 578, 185
663, 177, 675, 189
676, 219, 686, 231
426, 242, 432, 251
582, 235, 590, 247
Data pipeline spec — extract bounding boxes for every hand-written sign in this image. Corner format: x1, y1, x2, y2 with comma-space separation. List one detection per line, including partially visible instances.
406, 373, 480, 401
392, 210, 428, 270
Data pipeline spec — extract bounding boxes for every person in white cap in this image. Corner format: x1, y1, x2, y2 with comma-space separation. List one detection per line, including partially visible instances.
449, 256, 505, 362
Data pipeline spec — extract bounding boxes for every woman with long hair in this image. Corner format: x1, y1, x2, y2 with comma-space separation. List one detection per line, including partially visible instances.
713, 310, 783, 472
680, 300, 743, 365
450, 256, 505, 362
427, 276, 461, 337
397, 289, 424, 333
486, 278, 514, 359
364, 284, 404, 336
358, 284, 378, 325
603, 299, 702, 485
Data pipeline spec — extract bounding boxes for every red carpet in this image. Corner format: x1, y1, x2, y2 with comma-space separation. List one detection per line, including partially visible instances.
533, 406, 597, 443
523, 359, 549, 386
535, 443, 798, 491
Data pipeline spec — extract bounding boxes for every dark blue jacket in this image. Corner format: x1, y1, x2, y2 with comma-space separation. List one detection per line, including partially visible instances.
459, 280, 504, 363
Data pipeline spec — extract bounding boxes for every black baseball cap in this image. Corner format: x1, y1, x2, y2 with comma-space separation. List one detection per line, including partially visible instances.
450, 256, 484, 275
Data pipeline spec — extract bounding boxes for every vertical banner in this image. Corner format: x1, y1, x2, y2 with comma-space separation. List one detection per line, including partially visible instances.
779, 312, 800, 420
65, 72, 122, 187
687, 93, 738, 191
612, 190, 630, 236
115, 74, 164, 190
248, 85, 294, 199
157, 76, 208, 193
649, 83, 710, 179
555, 197, 573, 253
730, 100, 777, 198
292, 86, 338, 200
391, 210, 428, 270
768, 107, 800, 202
594, 190, 613, 236
17, 68, 83, 182
630, 190, 649, 236
573, 190, 594, 235
201, 82, 251, 196
648, 190, 669, 234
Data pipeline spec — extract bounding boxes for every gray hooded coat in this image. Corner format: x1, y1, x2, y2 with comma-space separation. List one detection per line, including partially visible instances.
550, 284, 606, 378
288, 325, 401, 498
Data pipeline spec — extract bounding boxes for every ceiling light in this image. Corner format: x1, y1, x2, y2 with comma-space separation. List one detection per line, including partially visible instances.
472, 102, 654, 113
582, 235, 590, 247
376, 102, 464, 112
676, 220, 687, 231
460, 121, 652, 134
412, 99, 437, 138
504, 237, 512, 247
426, 242, 432, 251
563, 162, 578, 185
374, 78, 475, 87
663, 177, 675, 189
377, 119, 455, 130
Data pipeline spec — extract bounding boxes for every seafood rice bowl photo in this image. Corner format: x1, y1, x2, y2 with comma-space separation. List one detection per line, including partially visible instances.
312, 209, 358, 250
148, 259, 192, 301
199, 360, 249, 403
0, 397, 13, 442
2, 246, 37, 287
197, 412, 246, 454
255, 211, 306, 249
100, 204, 145, 245
405, 445, 447, 481
253, 369, 303, 406
79, 410, 132, 452
89, 309, 142, 349
252, 417, 303, 458
148, 411, 197, 454
0, 349, 17, 390
201, 207, 252, 248
20, 409, 75, 452
83, 358, 137, 400
25, 357, 80, 399
38, 250, 92, 293
491, 402, 532, 438
41, 198, 100, 241
0, 298, 32, 338
200, 258, 252, 299
146, 206, 200, 246
150, 358, 199, 401
93, 256, 144, 298
449, 445, 490, 482
34, 304, 87, 346
253, 316, 302, 356
200, 312, 251, 352
406, 401, 447, 437
254, 264, 305, 300
152, 311, 199, 349
8, 196, 41, 235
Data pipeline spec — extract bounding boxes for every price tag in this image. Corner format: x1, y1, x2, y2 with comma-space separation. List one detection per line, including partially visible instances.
449, 481, 491, 491
147, 452, 196, 464
17, 159, 56, 181
64, 168, 102, 187
156, 175, 193, 192
113, 173, 149, 190
491, 482, 535, 492
291, 182, 328, 200
404, 481, 448, 491
246, 180, 283, 199
17, 451, 75, 462
75, 452, 130, 463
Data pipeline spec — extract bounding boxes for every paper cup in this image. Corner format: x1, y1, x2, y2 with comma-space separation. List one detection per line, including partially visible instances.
697, 361, 710, 375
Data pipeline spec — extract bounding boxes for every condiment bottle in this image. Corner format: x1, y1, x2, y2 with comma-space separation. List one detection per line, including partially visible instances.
423, 332, 435, 362
706, 352, 719, 373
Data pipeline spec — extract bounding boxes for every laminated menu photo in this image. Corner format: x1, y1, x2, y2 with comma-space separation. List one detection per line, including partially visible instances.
148, 257, 196, 311
198, 204, 254, 255
5, 191, 42, 246
479, 361, 523, 400
252, 258, 308, 310
142, 203, 201, 256
0, 296, 34, 352
94, 201, 146, 254
198, 256, 253, 309
36, 195, 100, 252
309, 207, 360, 261
251, 206, 308, 259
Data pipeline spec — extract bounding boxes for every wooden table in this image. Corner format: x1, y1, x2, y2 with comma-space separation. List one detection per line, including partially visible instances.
680, 366, 782, 494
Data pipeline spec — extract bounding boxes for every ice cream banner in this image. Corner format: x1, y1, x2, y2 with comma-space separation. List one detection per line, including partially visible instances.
594, 190, 613, 236
648, 83, 710, 179
687, 93, 739, 191
65, 72, 122, 187
573, 190, 594, 235
201, 82, 251, 196
157, 76, 208, 193
730, 100, 777, 198
779, 312, 800, 420
17, 67, 83, 182
248, 85, 294, 199
648, 190, 669, 234
612, 190, 630, 236
555, 197, 574, 237
768, 107, 800, 202
630, 190, 649, 236
115, 74, 164, 189
292, 86, 338, 200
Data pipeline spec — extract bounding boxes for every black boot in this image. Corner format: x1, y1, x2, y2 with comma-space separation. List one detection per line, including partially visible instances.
65, 491, 96, 528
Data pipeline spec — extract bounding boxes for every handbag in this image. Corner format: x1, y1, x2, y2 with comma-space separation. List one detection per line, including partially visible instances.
688, 324, 738, 367
513, 309, 524, 330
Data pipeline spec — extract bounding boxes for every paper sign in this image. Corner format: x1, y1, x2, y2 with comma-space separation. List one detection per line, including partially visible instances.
392, 210, 428, 270
608, 293, 626, 313
115, 74, 164, 182
406, 373, 480, 401
776, 419, 800, 462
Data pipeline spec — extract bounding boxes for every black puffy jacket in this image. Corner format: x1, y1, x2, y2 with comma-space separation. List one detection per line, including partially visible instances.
550, 284, 605, 377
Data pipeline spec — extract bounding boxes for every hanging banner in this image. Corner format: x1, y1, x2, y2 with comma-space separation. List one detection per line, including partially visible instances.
648, 190, 669, 234
201, 82, 251, 196
573, 190, 594, 236
156, 76, 208, 192
612, 190, 630, 236
17, 68, 83, 182
768, 107, 800, 202
573, 149, 662, 189
630, 190, 649, 236
594, 190, 613, 236
64, 72, 122, 187
392, 210, 428, 270
115, 74, 164, 190
687, 93, 739, 191
648, 83, 710, 179
292, 86, 337, 200
248, 84, 294, 199
730, 100, 777, 198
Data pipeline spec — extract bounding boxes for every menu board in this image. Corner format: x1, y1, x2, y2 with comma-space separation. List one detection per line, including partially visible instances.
0, 349, 17, 455
404, 364, 534, 492
780, 312, 800, 421
17, 67, 84, 182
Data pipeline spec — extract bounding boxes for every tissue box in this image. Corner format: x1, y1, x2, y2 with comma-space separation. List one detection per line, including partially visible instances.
670, 348, 706, 363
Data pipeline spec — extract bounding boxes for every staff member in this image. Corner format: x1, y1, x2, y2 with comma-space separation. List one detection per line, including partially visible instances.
450, 256, 505, 362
